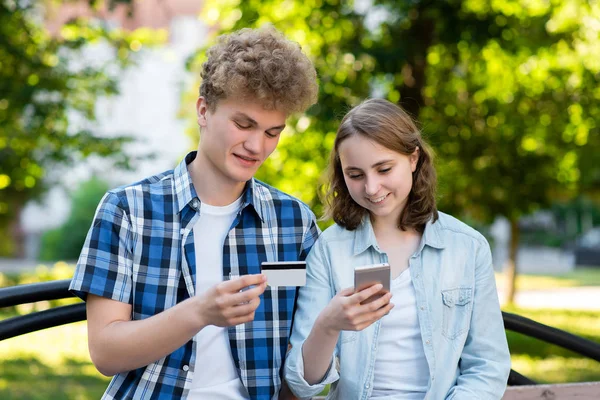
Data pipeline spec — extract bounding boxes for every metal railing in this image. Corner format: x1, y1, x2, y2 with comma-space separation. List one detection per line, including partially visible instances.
1, 279, 599, 387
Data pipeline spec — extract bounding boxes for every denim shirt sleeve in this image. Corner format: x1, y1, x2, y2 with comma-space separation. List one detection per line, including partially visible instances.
445, 237, 511, 400
284, 237, 340, 398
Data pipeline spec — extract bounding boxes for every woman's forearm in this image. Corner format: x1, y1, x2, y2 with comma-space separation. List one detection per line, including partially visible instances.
301, 315, 340, 385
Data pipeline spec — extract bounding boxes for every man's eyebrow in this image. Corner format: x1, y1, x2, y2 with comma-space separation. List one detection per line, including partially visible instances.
232, 113, 258, 126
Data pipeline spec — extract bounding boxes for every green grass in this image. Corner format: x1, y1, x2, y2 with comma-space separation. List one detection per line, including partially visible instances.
496, 267, 600, 291
0, 321, 110, 399
0, 263, 598, 398
503, 306, 600, 384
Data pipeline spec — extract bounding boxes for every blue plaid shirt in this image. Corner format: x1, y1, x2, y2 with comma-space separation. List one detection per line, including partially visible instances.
70, 151, 320, 399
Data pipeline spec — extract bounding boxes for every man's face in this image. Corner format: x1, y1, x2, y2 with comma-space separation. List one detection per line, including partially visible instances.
196, 97, 287, 185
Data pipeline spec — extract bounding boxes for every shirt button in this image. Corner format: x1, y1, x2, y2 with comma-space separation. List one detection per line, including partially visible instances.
191, 198, 200, 210
182, 365, 189, 371
420, 306, 425, 311
365, 384, 370, 389
426, 340, 431, 345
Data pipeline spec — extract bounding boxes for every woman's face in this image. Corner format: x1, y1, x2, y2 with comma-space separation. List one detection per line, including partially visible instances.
338, 134, 419, 225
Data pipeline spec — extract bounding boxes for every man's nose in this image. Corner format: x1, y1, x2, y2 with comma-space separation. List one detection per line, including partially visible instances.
243, 131, 262, 154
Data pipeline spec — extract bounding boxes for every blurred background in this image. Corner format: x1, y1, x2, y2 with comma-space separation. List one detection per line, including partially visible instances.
0, 0, 599, 398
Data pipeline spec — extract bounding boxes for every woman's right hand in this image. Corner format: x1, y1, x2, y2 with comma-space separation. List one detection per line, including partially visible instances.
316, 284, 394, 335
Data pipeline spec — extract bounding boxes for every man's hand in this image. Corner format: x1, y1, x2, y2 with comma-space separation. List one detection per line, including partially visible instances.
196, 274, 268, 328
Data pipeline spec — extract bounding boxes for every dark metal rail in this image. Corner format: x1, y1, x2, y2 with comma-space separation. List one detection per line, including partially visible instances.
1, 280, 599, 387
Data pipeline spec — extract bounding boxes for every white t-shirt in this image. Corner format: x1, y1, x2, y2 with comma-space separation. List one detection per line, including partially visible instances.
370, 269, 430, 399
188, 196, 250, 399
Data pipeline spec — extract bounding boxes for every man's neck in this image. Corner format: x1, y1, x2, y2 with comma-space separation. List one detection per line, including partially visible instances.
188, 152, 246, 207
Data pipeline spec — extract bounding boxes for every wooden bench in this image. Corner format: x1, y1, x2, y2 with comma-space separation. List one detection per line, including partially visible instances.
311, 382, 600, 399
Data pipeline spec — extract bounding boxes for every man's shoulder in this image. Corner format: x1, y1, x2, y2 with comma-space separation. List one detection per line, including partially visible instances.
103, 169, 176, 209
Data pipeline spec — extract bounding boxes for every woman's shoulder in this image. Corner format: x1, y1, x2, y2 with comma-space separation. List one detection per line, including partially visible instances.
317, 222, 355, 244
433, 211, 488, 245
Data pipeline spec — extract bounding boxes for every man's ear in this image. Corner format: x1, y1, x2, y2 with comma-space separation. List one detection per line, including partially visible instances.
196, 96, 208, 127
410, 146, 420, 172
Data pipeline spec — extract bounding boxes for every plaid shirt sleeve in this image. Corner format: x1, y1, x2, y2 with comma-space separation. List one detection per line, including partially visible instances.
69, 191, 134, 304
299, 212, 320, 261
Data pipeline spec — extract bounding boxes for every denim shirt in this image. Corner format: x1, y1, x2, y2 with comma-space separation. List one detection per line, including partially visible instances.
284, 212, 511, 400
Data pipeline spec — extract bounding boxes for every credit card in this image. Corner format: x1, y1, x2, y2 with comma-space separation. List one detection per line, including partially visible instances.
261, 261, 307, 287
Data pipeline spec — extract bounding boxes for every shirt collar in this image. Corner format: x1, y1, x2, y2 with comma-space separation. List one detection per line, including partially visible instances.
173, 151, 265, 222
174, 152, 199, 213
242, 178, 265, 223
353, 213, 445, 256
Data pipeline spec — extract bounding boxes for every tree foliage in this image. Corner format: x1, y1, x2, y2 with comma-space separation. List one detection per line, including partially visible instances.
189, 0, 599, 225
0, 0, 164, 255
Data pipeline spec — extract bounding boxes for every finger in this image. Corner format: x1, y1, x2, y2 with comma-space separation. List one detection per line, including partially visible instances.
351, 283, 383, 304
337, 287, 356, 297
223, 274, 267, 292
226, 298, 261, 319
365, 291, 392, 311
354, 302, 395, 328
228, 283, 267, 306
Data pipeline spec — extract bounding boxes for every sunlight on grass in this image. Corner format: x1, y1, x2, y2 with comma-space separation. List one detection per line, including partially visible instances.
511, 355, 600, 383
495, 267, 600, 291
0, 322, 90, 366
0, 323, 110, 399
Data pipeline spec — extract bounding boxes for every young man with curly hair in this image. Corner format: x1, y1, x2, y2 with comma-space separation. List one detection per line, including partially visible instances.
70, 26, 319, 400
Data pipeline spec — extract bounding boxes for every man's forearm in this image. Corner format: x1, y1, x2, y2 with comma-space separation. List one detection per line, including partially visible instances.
89, 297, 204, 376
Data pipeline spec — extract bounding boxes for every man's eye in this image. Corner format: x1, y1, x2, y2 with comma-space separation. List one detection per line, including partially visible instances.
235, 122, 251, 129
266, 132, 279, 138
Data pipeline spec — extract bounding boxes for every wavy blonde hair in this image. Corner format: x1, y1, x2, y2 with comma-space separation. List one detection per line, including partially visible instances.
322, 98, 438, 232
199, 25, 318, 114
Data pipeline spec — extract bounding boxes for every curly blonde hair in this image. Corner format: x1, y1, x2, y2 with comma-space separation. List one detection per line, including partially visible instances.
199, 26, 318, 114
323, 98, 438, 232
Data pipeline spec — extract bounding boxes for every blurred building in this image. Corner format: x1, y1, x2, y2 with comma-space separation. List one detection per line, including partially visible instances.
20, 0, 206, 259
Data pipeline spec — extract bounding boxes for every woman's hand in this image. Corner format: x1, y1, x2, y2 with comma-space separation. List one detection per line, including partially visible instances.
316, 284, 394, 335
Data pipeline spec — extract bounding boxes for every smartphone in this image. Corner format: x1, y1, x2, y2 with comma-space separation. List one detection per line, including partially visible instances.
261, 261, 307, 287
354, 263, 391, 304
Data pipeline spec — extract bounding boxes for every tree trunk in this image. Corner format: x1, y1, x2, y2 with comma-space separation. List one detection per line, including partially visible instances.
505, 218, 520, 304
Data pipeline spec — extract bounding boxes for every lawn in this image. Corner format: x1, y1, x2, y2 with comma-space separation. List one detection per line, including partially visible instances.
0, 264, 598, 399
496, 267, 600, 291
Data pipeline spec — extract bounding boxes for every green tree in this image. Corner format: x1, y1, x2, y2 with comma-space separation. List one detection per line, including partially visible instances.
38, 176, 109, 261
190, 0, 599, 302
0, 0, 163, 256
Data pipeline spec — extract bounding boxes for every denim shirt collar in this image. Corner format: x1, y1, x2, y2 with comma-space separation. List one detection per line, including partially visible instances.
353, 213, 446, 256
173, 151, 265, 222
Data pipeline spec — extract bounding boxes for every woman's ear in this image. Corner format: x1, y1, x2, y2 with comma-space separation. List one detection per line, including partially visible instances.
410, 146, 420, 172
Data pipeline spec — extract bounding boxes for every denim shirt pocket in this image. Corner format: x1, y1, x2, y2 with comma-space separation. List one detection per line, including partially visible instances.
441, 287, 473, 339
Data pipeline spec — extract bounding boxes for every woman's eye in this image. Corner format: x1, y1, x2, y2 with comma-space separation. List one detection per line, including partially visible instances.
379, 168, 391, 174
266, 132, 278, 138
348, 174, 363, 179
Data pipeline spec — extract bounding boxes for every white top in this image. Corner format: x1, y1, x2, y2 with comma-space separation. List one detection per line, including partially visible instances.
188, 196, 250, 399
370, 269, 430, 399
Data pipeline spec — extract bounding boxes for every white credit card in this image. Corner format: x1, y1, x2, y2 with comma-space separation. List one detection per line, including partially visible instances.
261, 261, 307, 287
